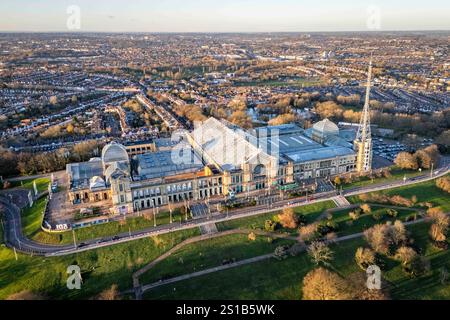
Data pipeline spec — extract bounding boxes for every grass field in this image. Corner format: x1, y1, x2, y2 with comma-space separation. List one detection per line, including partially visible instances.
217, 201, 336, 233
342, 167, 427, 190
144, 222, 450, 300
0, 228, 200, 300
20, 198, 189, 245
139, 233, 296, 285
144, 236, 364, 300
9, 178, 50, 193
347, 179, 450, 212
330, 206, 420, 237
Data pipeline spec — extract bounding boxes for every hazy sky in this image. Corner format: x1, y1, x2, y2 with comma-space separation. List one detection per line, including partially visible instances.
0, 0, 449, 32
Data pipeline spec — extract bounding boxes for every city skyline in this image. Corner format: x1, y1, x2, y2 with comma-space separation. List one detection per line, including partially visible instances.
1, 0, 449, 32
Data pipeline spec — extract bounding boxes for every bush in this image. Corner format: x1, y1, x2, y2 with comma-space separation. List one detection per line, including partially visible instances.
349, 211, 360, 221
360, 204, 372, 214
436, 177, 450, 194
274, 245, 290, 260
299, 223, 319, 242
248, 232, 257, 241
297, 214, 307, 226
317, 220, 338, 236
386, 209, 398, 218
264, 220, 278, 232
372, 211, 384, 221
277, 208, 299, 229
355, 247, 376, 270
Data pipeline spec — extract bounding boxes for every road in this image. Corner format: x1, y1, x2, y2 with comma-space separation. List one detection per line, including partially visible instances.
1, 165, 448, 257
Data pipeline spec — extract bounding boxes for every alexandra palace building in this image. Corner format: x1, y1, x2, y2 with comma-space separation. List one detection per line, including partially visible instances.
65, 116, 362, 215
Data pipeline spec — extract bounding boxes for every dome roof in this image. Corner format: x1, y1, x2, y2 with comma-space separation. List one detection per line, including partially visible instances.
102, 142, 129, 165
312, 119, 339, 136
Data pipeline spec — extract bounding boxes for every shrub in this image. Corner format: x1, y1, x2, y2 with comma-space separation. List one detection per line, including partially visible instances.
372, 211, 383, 221
297, 214, 307, 226
299, 223, 319, 242
274, 245, 290, 260
355, 247, 376, 270
349, 211, 360, 221
277, 208, 299, 229
386, 209, 398, 218
389, 195, 414, 207
248, 232, 257, 241
264, 220, 278, 232
360, 204, 372, 214
436, 176, 450, 194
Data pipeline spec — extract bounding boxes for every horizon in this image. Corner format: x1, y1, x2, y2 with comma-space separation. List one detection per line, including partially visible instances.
1, 0, 449, 33
1, 30, 450, 34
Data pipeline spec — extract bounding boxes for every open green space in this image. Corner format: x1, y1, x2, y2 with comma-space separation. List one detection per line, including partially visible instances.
9, 177, 50, 193
217, 201, 336, 233
144, 221, 450, 300
21, 197, 49, 243
20, 198, 189, 245
0, 228, 199, 300
329, 206, 421, 237
347, 178, 450, 212
140, 233, 296, 285
342, 167, 428, 190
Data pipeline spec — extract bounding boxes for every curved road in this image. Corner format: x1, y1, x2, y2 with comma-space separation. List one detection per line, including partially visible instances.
1, 166, 448, 257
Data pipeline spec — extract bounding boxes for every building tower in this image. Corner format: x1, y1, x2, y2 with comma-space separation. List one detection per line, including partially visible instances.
354, 59, 373, 173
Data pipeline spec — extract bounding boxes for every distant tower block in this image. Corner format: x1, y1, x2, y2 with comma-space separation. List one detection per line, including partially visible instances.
354, 58, 374, 173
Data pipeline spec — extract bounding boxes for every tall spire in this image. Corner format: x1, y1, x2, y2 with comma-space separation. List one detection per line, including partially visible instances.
357, 57, 372, 142
354, 57, 373, 173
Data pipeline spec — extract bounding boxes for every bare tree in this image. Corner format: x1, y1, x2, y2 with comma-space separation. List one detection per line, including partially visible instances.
307, 241, 334, 266
395, 246, 418, 267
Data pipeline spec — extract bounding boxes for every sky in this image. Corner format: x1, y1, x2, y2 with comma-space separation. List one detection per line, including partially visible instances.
0, 0, 449, 32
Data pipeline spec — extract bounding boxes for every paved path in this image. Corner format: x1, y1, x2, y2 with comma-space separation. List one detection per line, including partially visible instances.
332, 195, 351, 207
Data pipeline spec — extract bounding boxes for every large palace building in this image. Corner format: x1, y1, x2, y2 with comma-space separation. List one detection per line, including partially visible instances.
66, 116, 362, 215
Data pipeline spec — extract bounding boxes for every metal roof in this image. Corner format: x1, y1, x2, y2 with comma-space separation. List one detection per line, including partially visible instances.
284, 146, 355, 163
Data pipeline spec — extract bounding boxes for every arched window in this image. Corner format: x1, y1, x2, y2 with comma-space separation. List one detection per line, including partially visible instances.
253, 164, 266, 176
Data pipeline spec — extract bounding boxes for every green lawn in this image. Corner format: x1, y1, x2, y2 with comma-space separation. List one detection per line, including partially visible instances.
139, 233, 296, 285
9, 178, 50, 193
347, 178, 450, 212
20, 198, 190, 245
68, 210, 188, 245
330, 206, 420, 237
217, 201, 336, 232
385, 223, 450, 300
0, 228, 199, 300
144, 236, 364, 300
342, 167, 427, 190
21, 197, 54, 244
144, 221, 450, 300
